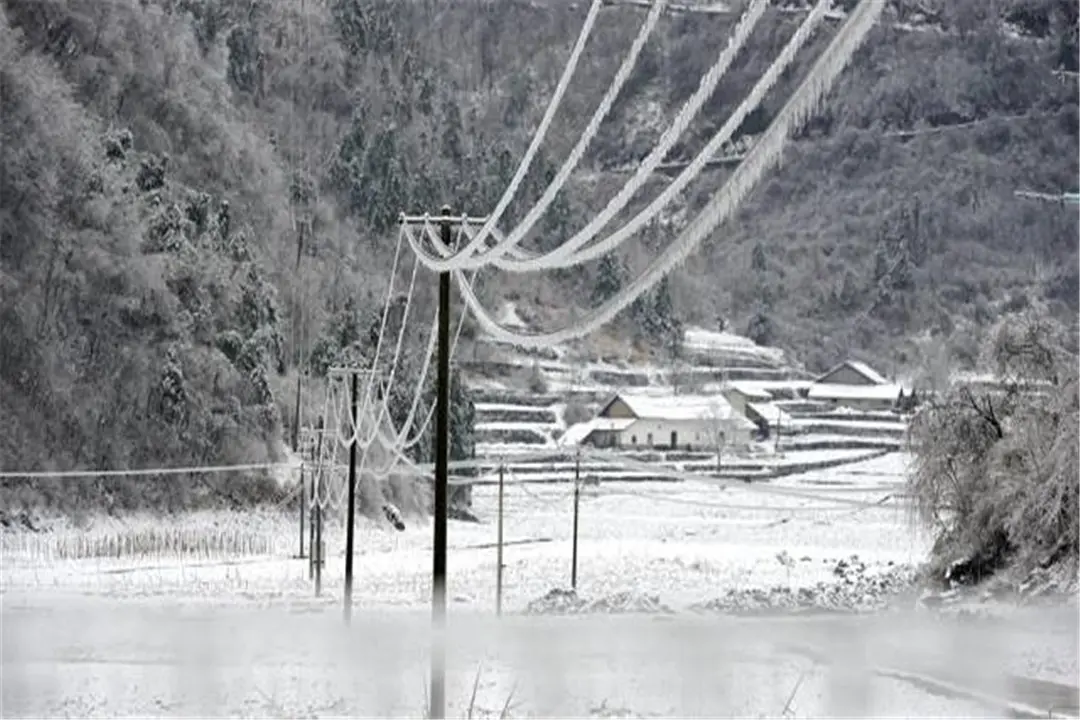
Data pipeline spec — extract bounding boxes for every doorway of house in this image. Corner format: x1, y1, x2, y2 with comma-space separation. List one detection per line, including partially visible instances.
670, 430, 678, 448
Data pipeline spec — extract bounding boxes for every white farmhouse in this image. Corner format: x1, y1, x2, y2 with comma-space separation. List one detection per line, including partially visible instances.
583, 392, 756, 450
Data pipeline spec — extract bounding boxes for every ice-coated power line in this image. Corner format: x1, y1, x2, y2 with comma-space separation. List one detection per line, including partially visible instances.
422, 0, 886, 347
418, 0, 606, 270
491, 0, 835, 272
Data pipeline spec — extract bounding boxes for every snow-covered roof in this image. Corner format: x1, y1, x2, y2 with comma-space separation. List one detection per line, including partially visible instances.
617, 393, 728, 420
727, 379, 813, 395
558, 417, 637, 447
608, 393, 756, 429
746, 402, 791, 425
816, 360, 889, 385
726, 382, 773, 400
807, 383, 907, 401
559, 420, 595, 447
846, 360, 889, 384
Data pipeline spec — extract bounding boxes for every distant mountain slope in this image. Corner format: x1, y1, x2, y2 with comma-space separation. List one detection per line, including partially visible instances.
0, 0, 1075, 510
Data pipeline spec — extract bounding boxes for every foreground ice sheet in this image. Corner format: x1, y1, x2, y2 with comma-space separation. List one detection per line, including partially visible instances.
6, 596, 1075, 718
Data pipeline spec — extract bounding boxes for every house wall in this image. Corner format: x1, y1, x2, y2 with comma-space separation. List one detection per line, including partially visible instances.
821, 396, 896, 412
617, 418, 750, 450
817, 364, 877, 386
588, 429, 621, 448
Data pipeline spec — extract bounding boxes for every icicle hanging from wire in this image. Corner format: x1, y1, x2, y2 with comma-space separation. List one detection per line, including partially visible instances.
425, 0, 887, 347
492, 0, 835, 272
478, 0, 772, 272
467, 0, 668, 264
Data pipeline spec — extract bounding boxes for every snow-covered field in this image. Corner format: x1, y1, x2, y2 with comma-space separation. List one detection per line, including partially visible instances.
2, 454, 915, 608
3, 452, 1077, 718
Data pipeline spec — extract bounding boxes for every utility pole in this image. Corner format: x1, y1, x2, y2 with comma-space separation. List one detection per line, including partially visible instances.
431, 206, 455, 720
311, 416, 324, 585
344, 371, 359, 625
295, 378, 305, 561
308, 463, 315, 578
496, 460, 505, 616
571, 449, 581, 590
298, 464, 306, 559
314, 480, 323, 597
399, 206, 483, 720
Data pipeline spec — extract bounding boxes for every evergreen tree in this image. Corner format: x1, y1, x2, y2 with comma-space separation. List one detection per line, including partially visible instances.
629, 294, 650, 341
449, 368, 475, 467
751, 242, 767, 273
891, 246, 915, 293
872, 242, 891, 283
592, 254, 623, 305
441, 97, 464, 166
541, 178, 573, 252
906, 197, 928, 266
449, 368, 476, 507
746, 305, 775, 346
226, 24, 262, 95
834, 269, 861, 311
651, 275, 683, 359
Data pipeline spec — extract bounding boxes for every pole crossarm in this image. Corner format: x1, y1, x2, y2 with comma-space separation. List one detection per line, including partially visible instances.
399, 213, 490, 226
601, 0, 733, 15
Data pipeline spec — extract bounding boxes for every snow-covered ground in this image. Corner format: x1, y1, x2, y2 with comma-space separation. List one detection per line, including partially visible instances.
3, 453, 1076, 717
9, 596, 1062, 718
1, 453, 915, 608
681, 325, 787, 366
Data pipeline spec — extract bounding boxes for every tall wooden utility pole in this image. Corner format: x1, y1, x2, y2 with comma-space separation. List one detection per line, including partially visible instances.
343, 370, 359, 625
430, 206, 454, 720
398, 207, 485, 720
